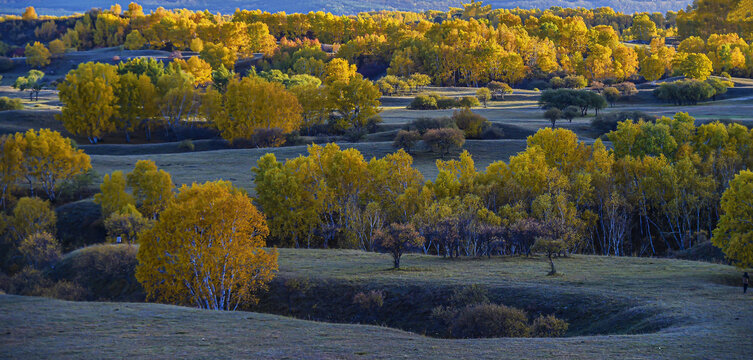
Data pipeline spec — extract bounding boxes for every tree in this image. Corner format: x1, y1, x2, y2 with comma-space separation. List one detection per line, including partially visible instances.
562, 106, 579, 123
25, 42, 51, 68
49, 39, 66, 57
326, 75, 381, 130
136, 181, 278, 310
104, 205, 151, 244
173, 57, 212, 85
487, 81, 513, 100
203, 77, 302, 144
393, 130, 422, 153
0, 134, 24, 209
22, 6, 38, 21
640, 54, 666, 82
375, 222, 424, 269
630, 14, 657, 42
290, 83, 329, 135
94, 170, 135, 217
712, 170, 753, 267
532, 237, 565, 275
57, 62, 120, 143
18, 232, 61, 269
674, 53, 714, 80
543, 108, 561, 128
603, 87, 621, 107
201, 42, 236, 70
116, 72, 158, 142
424, 128, 465, 158
13, 70, 45, 101
8, 197, 56, 245
20, 129, 91, 201
476, 88, 491, 107
124, 30, 146, 50
126, 160, 174, 219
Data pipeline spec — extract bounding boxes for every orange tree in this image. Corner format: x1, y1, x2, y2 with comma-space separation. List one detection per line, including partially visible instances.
375, 222, 424, 269
136, 181, 278, 310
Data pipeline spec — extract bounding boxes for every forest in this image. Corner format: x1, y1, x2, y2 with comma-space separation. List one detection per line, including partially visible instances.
1, 1, 753, 358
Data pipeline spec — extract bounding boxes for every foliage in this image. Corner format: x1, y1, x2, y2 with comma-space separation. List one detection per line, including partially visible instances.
18, 232, 62, 270
712, 170, 753, 268
405, 117, 457, 134
543, 108, 562, 128
423, 128, 465, 157
591, 110, 656, 135
532, 237, 566, 275
25, 42, 50, 68
653, 79, 720, 105
476, 87, 491, 106
452, 108, 490, 138
532, 314, 569, 337
57, 62, 120, 143
126, 160, 174, 219
13, 70, 44, 101
94, 170, 135, 217
375, 223, 424, 269
539, 89, 607, 116
450, 303, 531, 338
0, 97, 22, 111
393, 130, 422, 153
136, 181, 278, 310
8, 197, 57, 245
104, 206, 151, 244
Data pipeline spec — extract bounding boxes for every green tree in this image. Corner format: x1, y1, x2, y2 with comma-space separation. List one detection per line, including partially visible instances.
712, 170, 753, 267
13, 70, 45, 101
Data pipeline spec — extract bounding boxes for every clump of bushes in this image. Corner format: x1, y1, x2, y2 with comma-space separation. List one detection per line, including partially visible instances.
591, 111, 657, 135
393, 129, 422, 153
404, 117, 457, 134
532, 314, 569, 337
250, 127, 287, 148
178, 139, 195, 151
451, 303, 531, 338
408, 93, 480, 110
539, 89, 607, 116
423, 128, 465, 157
0, 96, 23, 111
654, 78, 732, 105
452, 108, 490, 138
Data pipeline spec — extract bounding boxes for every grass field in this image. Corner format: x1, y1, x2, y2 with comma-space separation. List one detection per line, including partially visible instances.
1, 249, 751, 359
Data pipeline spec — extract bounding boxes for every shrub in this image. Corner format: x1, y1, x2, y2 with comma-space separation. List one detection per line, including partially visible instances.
435, 96, 459, 109
0, 97, 23, 111
104, 210, 152, 244
449, 284, 489, 307
539, 89, 607, 115
18, 232, 61, 270
476, 88, 491, 106
532, 314, 569, 337
562, 106, 579, 123
549, 76, 565, 89
49, 244, 143, 301
564, 75, 588, 89
458, 96, 481, 108
393, 130, 422, 152
178, 139, 194, 151
0, 57, 15, 72
451, 303, 531, 338
405, 117, 456, 134
9, 197, 56, 245
653, 79, 715, 105
6, 267, 52, 296
344, 126, 368, 142
43, 280, 88, 301
251, 128, 287, 147
452, 108, 490, 138
408, 94, 438, 109
591, 111, 656, 135
353, 289, 385, 309
488, 81, 512, 100
423, 128, 465, 157
614, 82, 638, 96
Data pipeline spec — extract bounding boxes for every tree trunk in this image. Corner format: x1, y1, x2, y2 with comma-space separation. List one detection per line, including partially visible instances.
547, 254, 556, 275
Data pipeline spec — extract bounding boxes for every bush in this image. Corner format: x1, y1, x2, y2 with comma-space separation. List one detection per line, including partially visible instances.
18, 232, 61, 270
6, 267, 52, 296
251, 128, 287, 147
539, 89, 607, 116
344, 126, 368, 142
458, 96, 480, 108
393, 130, 422, 152
48, 244, 143, 301
435, 96, 459, 109
408, 94, 438, 109
0, 56, 15, 72
449, 284, 489, 307
178, 139, 195, 151
653, 79, 716, 105
423, 128, 465, 157
42, 280, 88, 301
532, 314, 569, 337
603, 87, 621, 106
564, 75, 588, 89
0, 97, 23, 111
591, 111, 656, 135
614, 82, 637, 96
353, 289, 385, 309
405, 117, 456, 134
528, 79, 551, 90
451, 303, 531, 338
452, 108, 490, 138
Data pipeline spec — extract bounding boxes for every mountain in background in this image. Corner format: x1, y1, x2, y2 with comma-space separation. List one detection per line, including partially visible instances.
0, 0, 692, 16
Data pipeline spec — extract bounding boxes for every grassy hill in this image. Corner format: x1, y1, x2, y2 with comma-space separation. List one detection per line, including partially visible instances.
1, 248, 751, 359
1, 0, 692, 17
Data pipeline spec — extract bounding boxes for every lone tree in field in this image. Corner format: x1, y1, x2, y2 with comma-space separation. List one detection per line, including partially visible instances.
376, 222, 424, 269
136, 181, 278, 310
543, 108, 561, 128
532, 237, 565, 275
476, 87, 491, 107
712, 170, 753, 268
423, 128, 465, 158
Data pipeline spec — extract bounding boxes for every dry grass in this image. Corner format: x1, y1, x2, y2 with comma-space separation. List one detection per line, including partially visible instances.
1, 249, 751, 359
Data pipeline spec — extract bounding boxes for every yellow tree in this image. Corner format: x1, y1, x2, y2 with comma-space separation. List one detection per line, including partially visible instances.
22, 6, 38, 20
94, 171, 135, 217
136, 181, 278, 310
126, 160, 174, 219
290, 83, 330, 135
200, 42, 237, 70
49, 39, 66, 57
0, 133, 25, 209
204, 77, 302, 143
57, 62, 120, 143
20, 129, 91, 201
712, 170, 753, 267
173, 57, 212, 85
124, 30, 146, 50
25, 42, 51, 68
8, 197, 56, 244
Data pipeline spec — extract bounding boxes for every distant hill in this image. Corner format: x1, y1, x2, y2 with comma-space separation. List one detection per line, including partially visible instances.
0, 0, 692, 17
